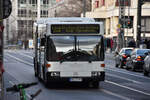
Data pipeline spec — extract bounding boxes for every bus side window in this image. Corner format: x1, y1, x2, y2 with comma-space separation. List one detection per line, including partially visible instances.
46, 38, 58, 61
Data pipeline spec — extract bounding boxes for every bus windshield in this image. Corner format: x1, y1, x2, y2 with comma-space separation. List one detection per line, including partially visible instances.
46, 35, 104, 62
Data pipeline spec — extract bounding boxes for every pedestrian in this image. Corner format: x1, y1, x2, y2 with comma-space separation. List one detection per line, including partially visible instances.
110, 38, 113, 52
128, 38, 136, 48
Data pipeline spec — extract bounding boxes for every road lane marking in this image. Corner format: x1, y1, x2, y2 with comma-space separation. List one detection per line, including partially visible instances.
107, 73, 142, 84
18, 52, 33, 59
6, 50, 33, 59
105, 80, 150, 96
8, 81, 34, 100
105, 67, 150, 80
6, 53, 34, 66
101, 89, 132, 100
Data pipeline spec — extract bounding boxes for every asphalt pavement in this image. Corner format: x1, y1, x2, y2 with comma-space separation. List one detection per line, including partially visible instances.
2, 50, 150, 100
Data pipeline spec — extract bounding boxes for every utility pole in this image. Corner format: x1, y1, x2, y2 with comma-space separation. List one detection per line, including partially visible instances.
137, 0, 142, 48
83, 0, 86, 17
117, 0, 125, 51
6, 18, 9, 45
0, 0, 4, 99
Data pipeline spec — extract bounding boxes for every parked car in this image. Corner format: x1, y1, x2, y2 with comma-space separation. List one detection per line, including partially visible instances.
115, 48, 133, 68
143, 51, 150, 76
126, 49, 150, 71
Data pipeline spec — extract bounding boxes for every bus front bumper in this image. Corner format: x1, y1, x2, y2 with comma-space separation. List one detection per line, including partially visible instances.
46, 72, 105, 83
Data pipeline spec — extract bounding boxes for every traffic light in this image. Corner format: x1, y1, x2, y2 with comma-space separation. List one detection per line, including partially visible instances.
124, 19, 132, 28
127, 19, 133, 28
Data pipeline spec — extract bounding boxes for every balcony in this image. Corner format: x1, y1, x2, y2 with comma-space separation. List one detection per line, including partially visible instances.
115, 0, 131, 6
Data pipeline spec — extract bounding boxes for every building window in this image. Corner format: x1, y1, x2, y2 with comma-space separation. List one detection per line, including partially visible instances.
29, 10, 37, 17
40, 10, 48, 17
115, 0, 131, 6
95, 0, 99, 8
18, 0, 27, 8
43, 0, 49, 4
29, 0, 37, 4
18, 0, 26, 4
141, 16, 150, 33
18, 9, 27, 17
101, 0, 105, 6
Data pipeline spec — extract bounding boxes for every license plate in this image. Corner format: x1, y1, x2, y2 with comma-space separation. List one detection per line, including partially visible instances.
70, 78, 82, 82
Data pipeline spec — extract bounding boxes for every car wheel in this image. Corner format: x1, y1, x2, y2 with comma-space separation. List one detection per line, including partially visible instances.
131, 65, 136, 71
143, 69, 149, 76
115, 64, 119, 67
126, 65, 129, 70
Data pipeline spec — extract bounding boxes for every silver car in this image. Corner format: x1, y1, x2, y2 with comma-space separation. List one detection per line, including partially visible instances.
143, 51, 150, 76
126, 49, 150, 71
115, 48, 133, 68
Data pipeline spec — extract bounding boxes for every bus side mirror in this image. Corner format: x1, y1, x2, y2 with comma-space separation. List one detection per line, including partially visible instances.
144, 52, 149, 56
40, 38, 45, 46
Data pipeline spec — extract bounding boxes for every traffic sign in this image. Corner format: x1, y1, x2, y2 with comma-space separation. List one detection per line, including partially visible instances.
29, 40, 33, 48
117, 24, 121, 28
3, 0, 12, 19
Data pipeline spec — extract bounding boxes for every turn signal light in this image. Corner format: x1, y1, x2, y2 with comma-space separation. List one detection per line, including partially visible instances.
101, 64, 105, 67
137, 56, 141, 59
122, 54, 127, 58
46, 64, 51, 68
136, 56, 142, 61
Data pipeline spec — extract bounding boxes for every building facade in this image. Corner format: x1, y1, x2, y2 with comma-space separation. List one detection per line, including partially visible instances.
48, 0, 91, 17
4, 0, 54, 46
86, 0, 150, 44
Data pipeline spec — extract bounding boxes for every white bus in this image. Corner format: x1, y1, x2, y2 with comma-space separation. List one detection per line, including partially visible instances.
33, 17, 105, 88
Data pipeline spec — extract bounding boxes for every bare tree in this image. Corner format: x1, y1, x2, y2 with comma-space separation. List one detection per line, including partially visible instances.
50, 0, 92, 17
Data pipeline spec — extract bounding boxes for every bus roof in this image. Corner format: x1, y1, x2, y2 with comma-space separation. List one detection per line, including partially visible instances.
36, 17, 95, 24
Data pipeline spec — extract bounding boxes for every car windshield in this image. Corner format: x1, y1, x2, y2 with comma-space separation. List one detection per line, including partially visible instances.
137, 49, 150, 55
46, 35, 104, 61
125, 49, 132, 55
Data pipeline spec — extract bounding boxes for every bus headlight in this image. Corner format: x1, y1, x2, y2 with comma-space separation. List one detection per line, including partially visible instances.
91, 72, 101, 76
50, 72, 60, 77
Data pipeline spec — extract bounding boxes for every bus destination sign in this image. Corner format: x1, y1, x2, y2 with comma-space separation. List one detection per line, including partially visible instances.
51, 24, 100, 34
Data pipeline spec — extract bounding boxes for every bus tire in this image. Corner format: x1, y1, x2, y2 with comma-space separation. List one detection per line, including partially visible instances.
43, 66, 49, 87
92, 81, 99, 88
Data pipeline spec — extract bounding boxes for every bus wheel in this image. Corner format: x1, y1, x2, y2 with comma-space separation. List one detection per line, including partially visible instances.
92, 81, 99, 88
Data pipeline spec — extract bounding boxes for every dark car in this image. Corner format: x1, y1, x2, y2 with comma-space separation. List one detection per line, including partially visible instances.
143, 51, 150, 76
115, 48, 133, 68
126, 49, 150, 71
